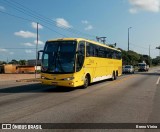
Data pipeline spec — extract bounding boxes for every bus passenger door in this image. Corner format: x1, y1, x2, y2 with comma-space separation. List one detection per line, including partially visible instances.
75, 41, 86, 85
76, 41, 85, 72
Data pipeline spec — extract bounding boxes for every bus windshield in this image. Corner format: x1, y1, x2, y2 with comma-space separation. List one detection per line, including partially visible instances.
41, 41, 77, 73
138, 63, 146, 67
125, 65, 131, 68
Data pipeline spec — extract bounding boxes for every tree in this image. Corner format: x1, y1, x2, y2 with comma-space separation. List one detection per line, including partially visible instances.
18, 60, 26, 65
152, 57, 160, 66
9, 59, 18, 64
121, 50, 140, 66
128, 50, 140, 65
121, 50, 130, 65
0, 61, 7, 65
144, 55, 151, 65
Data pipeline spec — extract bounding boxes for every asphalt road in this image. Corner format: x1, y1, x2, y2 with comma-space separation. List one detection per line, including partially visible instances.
0, 67, 160, 132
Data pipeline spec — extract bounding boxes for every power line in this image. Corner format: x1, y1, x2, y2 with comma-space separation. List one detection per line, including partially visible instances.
0, 0, 68, 37
1, 0, 42, 21
1, 0, 97, 39
0, 10, 32, 22
41, 24, 68, 37
0, 10, 67, 37
130, 43, 156, 50
0, 47, 44, 49
12, 0, 97, 39
130, 43, 148, 50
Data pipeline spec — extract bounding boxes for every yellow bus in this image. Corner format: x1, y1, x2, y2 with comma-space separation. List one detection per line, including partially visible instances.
38, 38, 122, 88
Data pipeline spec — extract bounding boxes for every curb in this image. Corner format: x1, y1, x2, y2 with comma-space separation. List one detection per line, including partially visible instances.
16, 78, 40, 82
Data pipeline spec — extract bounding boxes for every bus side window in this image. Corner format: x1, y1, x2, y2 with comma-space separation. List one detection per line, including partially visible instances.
94, 45, 99, 57
117, 51, 122, 60
99, 46, 105, 58
115, 51, 119, 59
78, 43, 85, 55
112, 51, 116, 59
86, 43, 90, 57
90, 43, 95, 57
86, 43, 95, 57
105, 48, 109, 58
108, 49, 112, 58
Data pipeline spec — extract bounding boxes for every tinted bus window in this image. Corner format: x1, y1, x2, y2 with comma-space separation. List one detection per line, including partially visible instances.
86, 43, 95, 57
99, 47, 105, 58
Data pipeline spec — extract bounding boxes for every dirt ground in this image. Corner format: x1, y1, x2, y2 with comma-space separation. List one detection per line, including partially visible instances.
0, 74, 40, 81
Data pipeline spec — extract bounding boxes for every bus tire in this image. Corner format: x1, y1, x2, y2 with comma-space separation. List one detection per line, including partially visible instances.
116, 71, 118, 77
114, 71, 117, 80
111, 71, 116, 81
83, 75, 89, 88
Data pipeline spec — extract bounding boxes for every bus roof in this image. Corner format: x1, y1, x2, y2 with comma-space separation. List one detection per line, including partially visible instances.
47, 38, 121, 52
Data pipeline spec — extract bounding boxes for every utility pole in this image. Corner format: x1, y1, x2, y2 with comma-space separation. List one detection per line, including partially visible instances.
128, 27, 132, 51
149, 45, 150, 58
35, 22, 38, 79
149, 45, 151, 66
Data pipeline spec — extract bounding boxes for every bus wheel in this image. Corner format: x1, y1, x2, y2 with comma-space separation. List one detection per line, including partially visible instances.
114, 71, 117, 80
111, 71, 116, 81
83, 75, 89, 88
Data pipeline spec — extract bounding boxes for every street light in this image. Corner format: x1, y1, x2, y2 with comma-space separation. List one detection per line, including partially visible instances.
128, 27, 132, 51
156, 46, 160, 56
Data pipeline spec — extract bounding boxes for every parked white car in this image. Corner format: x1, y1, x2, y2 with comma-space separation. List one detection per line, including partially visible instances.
123, 65, 135, 74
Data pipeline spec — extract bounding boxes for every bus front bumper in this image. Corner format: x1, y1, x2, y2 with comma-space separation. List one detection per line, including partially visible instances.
39, 79, 79, 87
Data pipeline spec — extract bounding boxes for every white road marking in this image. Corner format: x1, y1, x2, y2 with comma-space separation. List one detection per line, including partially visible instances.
156, 77, 160, 85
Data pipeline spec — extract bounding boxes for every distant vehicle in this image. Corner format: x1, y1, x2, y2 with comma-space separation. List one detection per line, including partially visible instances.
123, 65, 134, 74
38, 38, 122, 88
138, 63, 149, 72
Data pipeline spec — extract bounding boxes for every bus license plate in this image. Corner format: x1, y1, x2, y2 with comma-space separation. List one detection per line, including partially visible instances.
52, 82, 58, 85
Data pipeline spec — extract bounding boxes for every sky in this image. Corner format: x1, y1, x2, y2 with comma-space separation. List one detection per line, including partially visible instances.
1, 0, 160, 61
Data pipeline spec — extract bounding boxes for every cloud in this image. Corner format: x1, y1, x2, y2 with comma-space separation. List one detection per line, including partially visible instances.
129, 8, 138, 14
0, 6, 5, 11
81, 20, 89, 24
23, 40, 44, 47
31, 22, 43, 29
33, 40, 44, 45
129, 0, 160, 13
25, 50, 34, 53
9, 52, 14, 55
0, 48, 14, 55
14, 30, 37, 38
0, 48, 8, 52
85, 25, 93, 31
23, 42, 34, 47
81, 20, 93, 31
55, 18, 72, 28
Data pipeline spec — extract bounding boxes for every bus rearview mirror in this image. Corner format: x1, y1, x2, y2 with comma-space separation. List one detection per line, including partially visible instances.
37, 50, 44, 60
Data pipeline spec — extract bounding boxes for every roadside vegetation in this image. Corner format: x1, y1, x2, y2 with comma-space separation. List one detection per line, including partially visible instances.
119, 49, 160, 67
0, 59, 27, 65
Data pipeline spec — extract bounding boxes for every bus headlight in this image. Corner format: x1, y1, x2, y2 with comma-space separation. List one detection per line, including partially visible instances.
63, 77, 74, 81
41, 76, 45, 79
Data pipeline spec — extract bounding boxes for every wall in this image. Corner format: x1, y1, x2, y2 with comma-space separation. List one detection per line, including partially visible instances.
4, 64, 17, 73
17, 66, 35, 73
